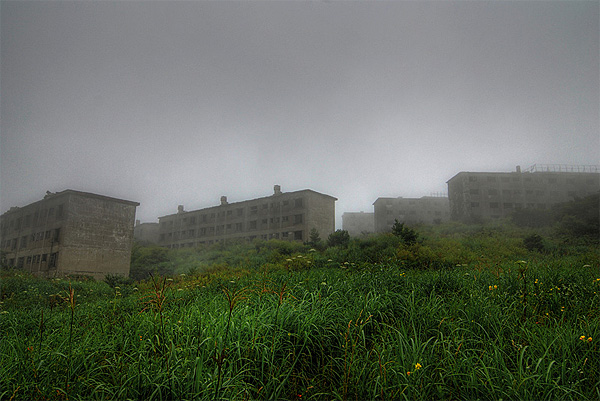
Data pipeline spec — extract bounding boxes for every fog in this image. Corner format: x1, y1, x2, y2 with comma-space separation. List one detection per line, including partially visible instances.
1, 1, 598, 228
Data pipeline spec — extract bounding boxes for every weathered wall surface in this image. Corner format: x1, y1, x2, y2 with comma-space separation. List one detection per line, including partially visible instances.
60, 193, 137, 279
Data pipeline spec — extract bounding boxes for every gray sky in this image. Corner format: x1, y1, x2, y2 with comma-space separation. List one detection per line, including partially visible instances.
2, 1, 598, 228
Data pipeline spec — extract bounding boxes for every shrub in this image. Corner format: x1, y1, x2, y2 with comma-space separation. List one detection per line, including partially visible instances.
523, 233, 545, 253
391, 219, 419, 245
327, 229, 350, 248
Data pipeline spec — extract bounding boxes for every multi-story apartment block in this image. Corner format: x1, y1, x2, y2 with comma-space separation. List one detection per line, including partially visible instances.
342, 212, 374, 237
373, 195, 450, 232
447, 164, 600, 221
134, 220, 159, 244
157, 185, 336, 248
0, 190, 139, 279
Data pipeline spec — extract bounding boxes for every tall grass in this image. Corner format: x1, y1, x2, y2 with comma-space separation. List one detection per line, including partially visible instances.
1, 234, 599, 400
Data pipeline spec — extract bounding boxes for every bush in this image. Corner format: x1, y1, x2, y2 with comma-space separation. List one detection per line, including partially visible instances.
391, 219, 419, 245
523, 233, 545, 253
327, 229, 350, 248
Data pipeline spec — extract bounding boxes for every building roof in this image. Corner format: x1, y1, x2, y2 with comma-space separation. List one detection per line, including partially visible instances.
159, 188, 337, 219
2, 189, 139, 216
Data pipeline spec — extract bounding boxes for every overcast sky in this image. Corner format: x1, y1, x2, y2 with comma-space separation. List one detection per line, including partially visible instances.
1, 0, 598, 228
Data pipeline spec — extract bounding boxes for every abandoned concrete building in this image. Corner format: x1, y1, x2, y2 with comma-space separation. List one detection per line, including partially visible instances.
447, 164, 600, 221
373, 195, 450, 232
157, 185, 336, 248
342, 212, 375, 237
134, 220, 159, 244
0, 190, 139, 279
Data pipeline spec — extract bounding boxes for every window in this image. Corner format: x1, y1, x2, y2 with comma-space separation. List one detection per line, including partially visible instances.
488, 189, 498, 195
49, 208, 55, 216
49, 253, 58, 268
502, 190, 511, 195
227, 210, 232, 216
237, 208, 243, 216
250, 206, 258, 215
469, 176, 478, 182
24, 215, 31, 227
57, 204, 64, 218
262, 204, 268, 209
294, 231, 303, 241
487, 176, 496, 182
489, 202, 499, 208
282, 216, 289, 222
294, 214, 303, 224
20, 236, 27, 248
249, 221, 257, 230
294, 198, 303, 208
235, 223, 242, 232
503, 203, 513, 209
471, 202, 480, 207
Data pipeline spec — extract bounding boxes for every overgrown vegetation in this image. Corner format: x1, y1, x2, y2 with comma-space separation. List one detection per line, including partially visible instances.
1, 217, 599, 400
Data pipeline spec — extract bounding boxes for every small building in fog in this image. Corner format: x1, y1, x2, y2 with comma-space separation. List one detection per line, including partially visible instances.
447, 164, 600, 222
134, 220, 159, 244
0, 190, 139, 279
373, 196, 450, 232
157, 185, 336, 248
342, 212, 374, 237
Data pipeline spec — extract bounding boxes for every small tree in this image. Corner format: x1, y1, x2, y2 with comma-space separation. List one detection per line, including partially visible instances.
327, 229, 350, 248
307, 228, 324, 250
523, 233, 545, 253
391, 219, 419, 245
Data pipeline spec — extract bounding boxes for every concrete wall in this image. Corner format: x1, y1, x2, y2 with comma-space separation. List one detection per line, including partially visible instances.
157, 187, 336, 248
342, 212, 374, 237
0, 190, 138, 280
59, 193, 137, 279
447, 170, 600, 221
373, 196, 450, 232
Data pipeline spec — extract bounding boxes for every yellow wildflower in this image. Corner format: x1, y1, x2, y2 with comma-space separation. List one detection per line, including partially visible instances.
588, 337, 592, 343
580, 335, 586, 341
415, 363, 422, 370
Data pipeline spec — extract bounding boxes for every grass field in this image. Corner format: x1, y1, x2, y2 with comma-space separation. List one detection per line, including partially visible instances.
1, 224, 599, 400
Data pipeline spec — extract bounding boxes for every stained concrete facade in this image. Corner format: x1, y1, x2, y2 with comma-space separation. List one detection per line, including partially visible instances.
157, 186, 336, 248
342, 212, 375, 237
373, 196, 450, 232
0, 190, 139, 279
447, 165, 600, 221
134, 220, 159, 244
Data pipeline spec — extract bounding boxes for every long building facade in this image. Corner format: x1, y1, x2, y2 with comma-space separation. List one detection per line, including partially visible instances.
373, 196, 450, 232
157, 186, 336, 248
447, 164, 600, 221
0, 190, 139, 279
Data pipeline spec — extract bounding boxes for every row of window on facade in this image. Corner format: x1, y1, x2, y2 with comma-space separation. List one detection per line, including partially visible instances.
467, 175, 597, 185
469, 202, 548, 210
386, 210, 448, 216
2, 228, 61, 251
7, 252, 59, 269
466, 189, 583, 197
1, 204, 65, 234
159, 215, 304, 241
166, 230, 304, 248
161, 198, 305, 228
